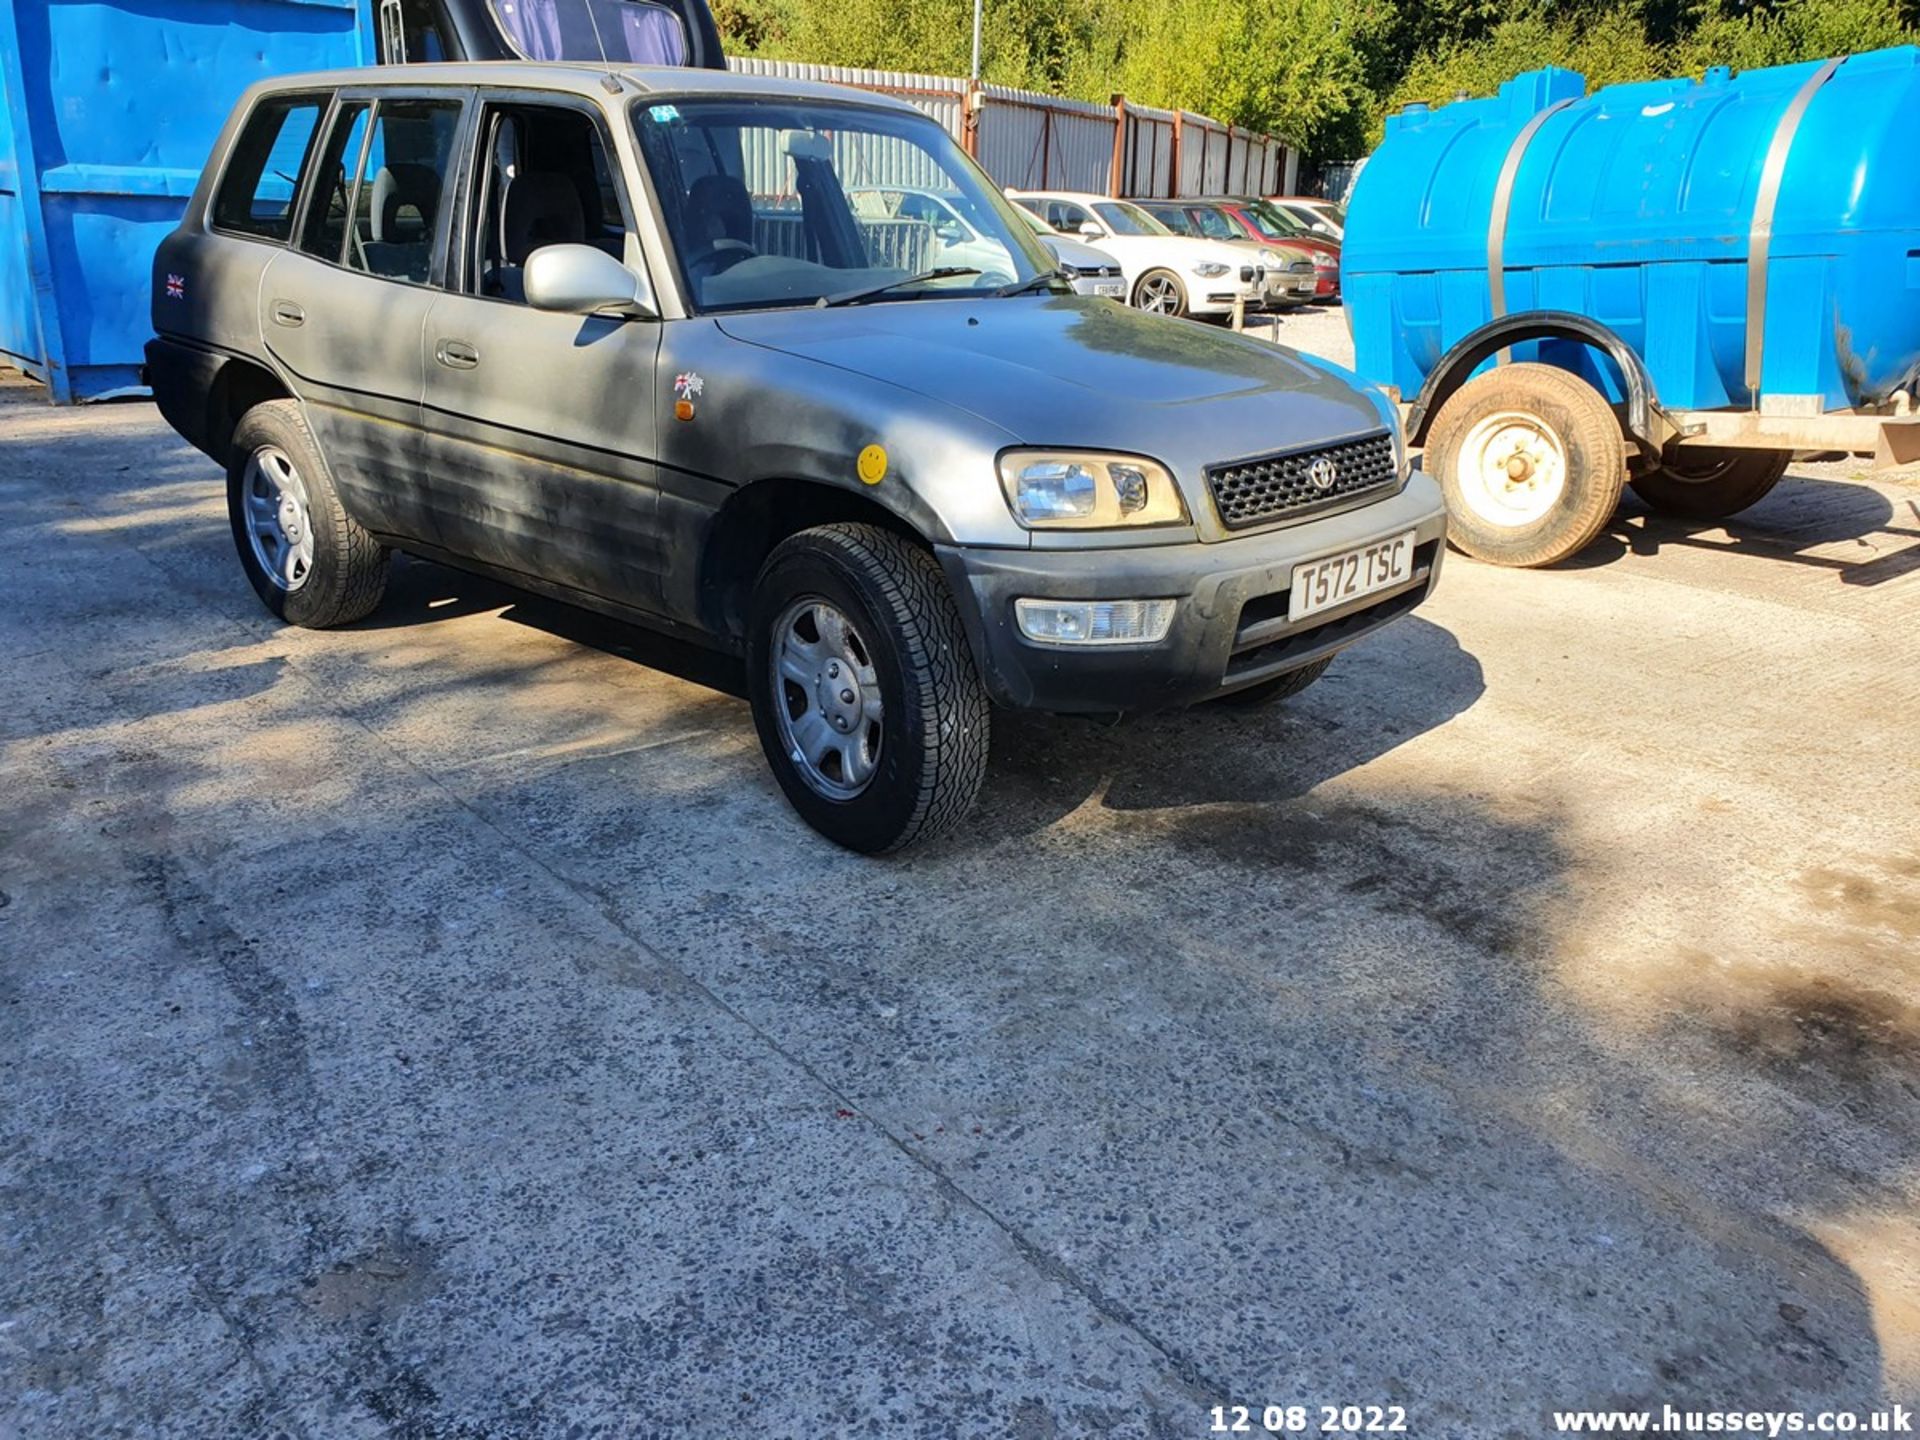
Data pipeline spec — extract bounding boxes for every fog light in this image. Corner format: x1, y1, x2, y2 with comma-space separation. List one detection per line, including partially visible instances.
1014, 598, 1176, 645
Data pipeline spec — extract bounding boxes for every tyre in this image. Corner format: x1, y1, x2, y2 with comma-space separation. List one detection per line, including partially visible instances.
1424, 362, 1628, 567
1211, 656, 1333, 707
1630, 448, 1790, 520
1132, 268, 1188, 318
746, 523, 990, 853
227, 400, 388, 627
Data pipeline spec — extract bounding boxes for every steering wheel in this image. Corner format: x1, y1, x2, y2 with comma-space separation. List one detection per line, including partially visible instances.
687, 239, 756, 279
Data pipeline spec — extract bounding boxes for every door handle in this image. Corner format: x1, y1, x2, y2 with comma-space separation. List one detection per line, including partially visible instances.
270, 300, 305, 328
435, 338, 479, 370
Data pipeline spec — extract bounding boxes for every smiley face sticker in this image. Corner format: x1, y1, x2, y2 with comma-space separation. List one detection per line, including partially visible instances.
857, 444, 888, 486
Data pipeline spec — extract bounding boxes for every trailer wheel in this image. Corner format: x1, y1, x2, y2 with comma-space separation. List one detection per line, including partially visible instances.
1425, 363, 1627, 567
1630, 448, 1790, 520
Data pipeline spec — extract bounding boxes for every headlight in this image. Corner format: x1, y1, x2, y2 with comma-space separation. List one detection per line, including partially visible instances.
1387, 408, 1410, 480
1260, 249, 1282, 267
998, 451, 1188, 529
1191, 262, 1231, 278
1312, 250, 1336, 267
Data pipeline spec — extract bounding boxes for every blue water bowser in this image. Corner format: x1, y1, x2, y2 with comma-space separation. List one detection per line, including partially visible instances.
1343, 47, 1920, 566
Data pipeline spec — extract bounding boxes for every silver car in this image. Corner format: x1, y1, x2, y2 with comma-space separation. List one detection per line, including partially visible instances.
147, 64, 1446, 852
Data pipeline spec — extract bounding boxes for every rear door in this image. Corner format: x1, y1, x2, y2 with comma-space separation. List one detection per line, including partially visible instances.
415, 91, 667, 610
260, 87, 470, 544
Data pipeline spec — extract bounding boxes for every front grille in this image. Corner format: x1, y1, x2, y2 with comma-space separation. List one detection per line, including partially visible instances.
1206, 431, 1398, 531
1288, 260, 1314, 274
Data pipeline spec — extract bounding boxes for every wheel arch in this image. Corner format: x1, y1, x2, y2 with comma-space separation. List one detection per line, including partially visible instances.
1405, 311, 1667, 462
206, 357, 294, 464
698, 478, 934, 641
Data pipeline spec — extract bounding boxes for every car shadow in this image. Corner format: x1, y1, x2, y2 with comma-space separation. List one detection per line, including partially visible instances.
355, 557, 1481, 844
1568, 473, 1920, 585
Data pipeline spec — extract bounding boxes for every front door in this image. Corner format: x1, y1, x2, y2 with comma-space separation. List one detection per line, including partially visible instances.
260, 89, 468, 545
416, 95, 667, 610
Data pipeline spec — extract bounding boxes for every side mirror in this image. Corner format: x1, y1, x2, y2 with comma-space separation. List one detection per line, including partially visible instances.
1078, 221, 1105, 240
524, 244, 656, 318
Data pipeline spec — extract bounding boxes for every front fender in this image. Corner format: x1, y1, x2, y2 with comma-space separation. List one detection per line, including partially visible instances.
656, 319, 1026, 548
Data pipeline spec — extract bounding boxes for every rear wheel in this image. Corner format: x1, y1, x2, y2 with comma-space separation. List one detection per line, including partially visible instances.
1424, 362, 1627, 568
1133, 269, 1188, 318
746, 524, 989, 853
226, 400, 388, 627
1630, 448, 1790, 519
1212, 656, 1333, 707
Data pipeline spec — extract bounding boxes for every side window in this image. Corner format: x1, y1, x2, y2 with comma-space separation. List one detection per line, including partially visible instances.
212, 94, 327, 241
471, 103, 632, 303
299, 102, 371, 264
349, 100, 462, 284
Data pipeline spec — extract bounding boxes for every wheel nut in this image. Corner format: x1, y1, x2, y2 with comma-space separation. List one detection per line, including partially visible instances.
840, 689, 855, 704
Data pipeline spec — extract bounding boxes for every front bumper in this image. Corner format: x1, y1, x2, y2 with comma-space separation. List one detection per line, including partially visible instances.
937, 472, 1448, 715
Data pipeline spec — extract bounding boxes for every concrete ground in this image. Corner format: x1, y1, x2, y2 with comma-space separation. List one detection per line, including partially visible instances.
2, 350, 1918, 1440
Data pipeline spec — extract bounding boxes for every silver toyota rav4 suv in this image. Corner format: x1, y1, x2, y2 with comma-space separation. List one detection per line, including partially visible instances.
147, 63, 1446, 852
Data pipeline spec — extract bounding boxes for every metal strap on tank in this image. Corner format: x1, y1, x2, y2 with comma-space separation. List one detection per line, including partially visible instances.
1487, 97, 1577, 319
1744, 55, 1845, 397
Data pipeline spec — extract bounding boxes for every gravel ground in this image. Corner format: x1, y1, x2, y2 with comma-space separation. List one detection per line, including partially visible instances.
3, 350, 1919, 1438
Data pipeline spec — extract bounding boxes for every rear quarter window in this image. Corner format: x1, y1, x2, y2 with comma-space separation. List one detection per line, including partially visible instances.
212, 94, 329, 241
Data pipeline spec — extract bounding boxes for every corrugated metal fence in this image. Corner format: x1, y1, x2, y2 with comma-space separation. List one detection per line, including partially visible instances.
729, 57, 1299, 199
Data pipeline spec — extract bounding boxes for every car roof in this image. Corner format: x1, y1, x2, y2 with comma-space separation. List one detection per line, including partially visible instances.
1006, 190, 1127, 203
245, 61, 922, 116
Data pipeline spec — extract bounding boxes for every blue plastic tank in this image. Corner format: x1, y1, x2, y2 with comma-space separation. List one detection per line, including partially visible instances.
0, 1, 376, 401
1344, 47, 1920, 414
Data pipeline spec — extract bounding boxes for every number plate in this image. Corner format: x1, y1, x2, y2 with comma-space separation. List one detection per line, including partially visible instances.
1093, 281, 1124, 298
1288, 531, 1415, 623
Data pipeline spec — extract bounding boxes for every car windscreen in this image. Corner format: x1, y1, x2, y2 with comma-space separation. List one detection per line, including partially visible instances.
1181, 205, 1243, 241
491, 0, 687, 65
632, 99, 1051, 313
1244, 200, 1309, 239
1091, 200, 1169, 237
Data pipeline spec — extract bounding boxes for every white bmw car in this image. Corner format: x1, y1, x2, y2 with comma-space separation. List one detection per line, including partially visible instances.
1006, 189, 1266, 318
849, 186, 1126, 300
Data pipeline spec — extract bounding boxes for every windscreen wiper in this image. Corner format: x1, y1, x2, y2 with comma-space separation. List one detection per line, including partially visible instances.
817, 267, 983, 308
993, 270, 1073, 298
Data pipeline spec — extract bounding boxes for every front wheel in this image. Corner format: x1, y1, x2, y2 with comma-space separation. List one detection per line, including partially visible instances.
746, 524, 990, 853
1630, 448, 1790, 519
1424, 363, 1628, 568
1132, 269, 1188, 318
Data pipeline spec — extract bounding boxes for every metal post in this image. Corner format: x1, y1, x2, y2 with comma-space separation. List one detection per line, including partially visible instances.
1109, 94, 1126, 197
970, 0, 982, 80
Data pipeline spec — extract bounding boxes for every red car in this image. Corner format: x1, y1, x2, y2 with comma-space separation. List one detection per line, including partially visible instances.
1205, 197, 1342, 300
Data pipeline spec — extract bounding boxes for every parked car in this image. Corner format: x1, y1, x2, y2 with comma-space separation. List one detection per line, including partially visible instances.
1010, 207, 1127, 299
1267, 196, 1346, 240
847, 186, 1019, 282
1133, 200, 1318, 309
1205, 197, 1342, 300
1005, 190, 1268, 319
147, 64, 1444, 851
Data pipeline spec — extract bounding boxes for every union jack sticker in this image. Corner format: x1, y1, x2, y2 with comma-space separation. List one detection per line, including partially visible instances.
164, 273, 185, 300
